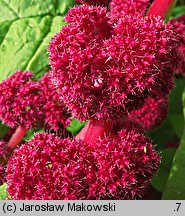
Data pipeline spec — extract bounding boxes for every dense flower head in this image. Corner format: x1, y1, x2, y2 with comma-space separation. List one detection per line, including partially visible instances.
6, 133, 95, 200
49, 5, 178, 121
89, 122, 160, 199
49, 6, 113, 120
102, 15, 178, 115
0, 71, 44, 129
6, 125, 160, 200
129, 97, 168, 131
39, 72, 71, 131
169, 15, 185, 77
110, 0, 150, 20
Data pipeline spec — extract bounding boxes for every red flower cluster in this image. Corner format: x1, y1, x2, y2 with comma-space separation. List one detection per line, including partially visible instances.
49, 6, 177, 121
6, 133, 95, 200
6, 123, 160, 200
129, 97, 168, 131
49, 6, 112, 121
89, 123, 160, 199
0, 71, 70, 132
0, 71, 43, 129
110, 0, 150, 20
169, 15, 185, 77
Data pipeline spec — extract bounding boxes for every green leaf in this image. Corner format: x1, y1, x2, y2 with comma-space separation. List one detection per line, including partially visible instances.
147, 78, 185, 150
162, 130, 185, 199
0, 0, 75, 82
0, 183, 8, 200
168, 78, 185, 138
162, 89, 185, 199
0, 123, 9, 139
147, 118, 178, 151
66, 118, 88, 135
23, 128, 44, 142
152, 148, 176, 193
176, 0, 185, 6
170, 5, 185, 18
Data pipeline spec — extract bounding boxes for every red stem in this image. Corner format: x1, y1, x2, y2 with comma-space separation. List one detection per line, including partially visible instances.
147, 0, 177, 19
76, 119, 113, 149
7, 126, 28, 149
76, 121, 90, 140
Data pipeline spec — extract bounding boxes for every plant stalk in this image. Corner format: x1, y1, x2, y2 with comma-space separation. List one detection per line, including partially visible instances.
76, 119, 113, 149
147, 0, 177, 20
7, 126, 28, 149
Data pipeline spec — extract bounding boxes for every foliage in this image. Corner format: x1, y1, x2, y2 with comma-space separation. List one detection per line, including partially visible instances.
0, 0, 75, 82
66, 118, 87, 135
162, 88, 185, 199
0, 183, 8, 200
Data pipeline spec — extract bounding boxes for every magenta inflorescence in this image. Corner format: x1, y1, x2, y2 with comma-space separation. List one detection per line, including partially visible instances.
104, 16, 177, 108
49, 6, 113, 120
6, 123, 160, 200
49, 6, 178, 121
0, 70, 71, 132
6, 133, 95, 200
129, 97, 168, 131
89, 123, 160, 199
0, 71, 44, 129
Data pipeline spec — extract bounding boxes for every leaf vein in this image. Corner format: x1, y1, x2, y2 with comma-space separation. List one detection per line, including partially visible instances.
1, 0, 19, 18
0, 22, 13, 46
25, 18, 54, 71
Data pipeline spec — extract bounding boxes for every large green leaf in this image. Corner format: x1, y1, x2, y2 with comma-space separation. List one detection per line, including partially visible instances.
147, 78, 185, 151
152, 148, 176, 193
162, 88, 185, 199
168, 78, 185, 138
170, 5, 185, 18
147, 118, 178, 152
0, 0, 75, 82
0, 122, 9, 139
